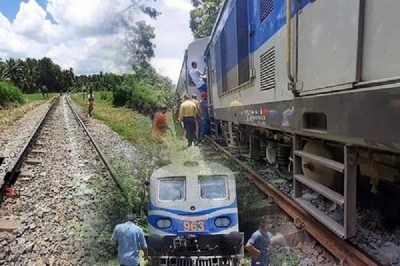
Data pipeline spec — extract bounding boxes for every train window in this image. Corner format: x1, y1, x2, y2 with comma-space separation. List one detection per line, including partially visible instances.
158, 178, 185, 201
199, 175, 228, 200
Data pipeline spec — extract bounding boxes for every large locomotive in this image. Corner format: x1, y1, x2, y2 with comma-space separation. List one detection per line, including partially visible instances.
145, 160, 244, 266
177, 0, 400, 240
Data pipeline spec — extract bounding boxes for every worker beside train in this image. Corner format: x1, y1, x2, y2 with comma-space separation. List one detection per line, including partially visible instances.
189, 61, 207, 94
179, 94, 199, 147
111, 214, 148, 266
199, 91, 210, 143
245, 216, 275, 266
191, 94, 200, 140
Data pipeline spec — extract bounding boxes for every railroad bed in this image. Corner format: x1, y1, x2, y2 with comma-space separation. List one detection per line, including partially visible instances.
0, 96, 126, 265
204, 137, 400, 266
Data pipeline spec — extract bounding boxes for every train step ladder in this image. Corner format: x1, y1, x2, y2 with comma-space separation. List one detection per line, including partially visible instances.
209, 104, 216, 135
293, 134, 357, 239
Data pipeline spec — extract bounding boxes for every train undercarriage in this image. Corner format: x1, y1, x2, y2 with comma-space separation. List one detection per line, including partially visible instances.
211, 118, 400, 239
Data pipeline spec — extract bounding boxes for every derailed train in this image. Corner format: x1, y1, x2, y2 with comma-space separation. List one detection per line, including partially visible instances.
177, 0, 400, 241
145, 161, 244, 266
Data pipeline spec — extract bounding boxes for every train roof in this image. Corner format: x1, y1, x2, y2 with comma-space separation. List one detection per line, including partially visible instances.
150, 160, 234, 180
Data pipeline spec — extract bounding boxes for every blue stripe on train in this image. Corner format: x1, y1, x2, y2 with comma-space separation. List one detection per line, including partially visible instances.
209, 0, 311, 83
148, 199, 238, 215
148, 212, 239, 235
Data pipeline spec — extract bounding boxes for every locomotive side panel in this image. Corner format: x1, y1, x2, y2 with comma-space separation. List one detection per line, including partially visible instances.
297, 0, 362, 92
361, 0, 400, 81
175, 51, 187, 99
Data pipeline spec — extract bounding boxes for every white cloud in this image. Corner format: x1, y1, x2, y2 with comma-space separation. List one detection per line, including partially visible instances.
0, 0, 195, 83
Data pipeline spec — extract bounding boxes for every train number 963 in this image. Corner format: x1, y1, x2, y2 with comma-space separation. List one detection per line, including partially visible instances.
183, 221, 205, 231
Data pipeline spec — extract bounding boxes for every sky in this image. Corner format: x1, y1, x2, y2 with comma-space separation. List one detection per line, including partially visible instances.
0, 0, 195, 84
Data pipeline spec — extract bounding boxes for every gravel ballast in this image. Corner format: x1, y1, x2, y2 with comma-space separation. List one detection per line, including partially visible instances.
0, 97, 127, 265
0, 100, 53, 188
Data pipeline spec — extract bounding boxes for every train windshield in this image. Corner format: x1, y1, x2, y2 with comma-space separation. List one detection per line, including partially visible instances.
158, 178, 185, 201
199, 175, 228, 200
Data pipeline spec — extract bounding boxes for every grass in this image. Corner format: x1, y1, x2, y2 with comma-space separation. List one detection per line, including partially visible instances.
0, 93, 56, 131
23, 92, 57, 102
71, 92, 187, 163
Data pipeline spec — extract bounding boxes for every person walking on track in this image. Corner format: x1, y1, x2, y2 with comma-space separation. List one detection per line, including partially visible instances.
111, 214, 148, 266
179, 94, 198, 147
87, 89, 95, 117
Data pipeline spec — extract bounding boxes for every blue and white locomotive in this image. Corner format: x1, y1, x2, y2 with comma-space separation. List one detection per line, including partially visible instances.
145, 161, 244, 266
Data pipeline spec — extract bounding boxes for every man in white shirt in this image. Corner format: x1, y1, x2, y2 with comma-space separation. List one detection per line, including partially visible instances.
189, 62, 207, 94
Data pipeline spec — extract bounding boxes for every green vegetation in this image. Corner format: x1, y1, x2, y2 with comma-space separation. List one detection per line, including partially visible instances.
0, 81, 24, 108
23, 92, 56, 102
189, 0, 224, 38
72, 92, 172, 160
0, 57, 74, 94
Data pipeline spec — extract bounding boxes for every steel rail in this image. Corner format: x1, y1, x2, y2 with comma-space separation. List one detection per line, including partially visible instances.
65, 97, 127, 197
205, 136, 381, 266
0, 96, 58, 203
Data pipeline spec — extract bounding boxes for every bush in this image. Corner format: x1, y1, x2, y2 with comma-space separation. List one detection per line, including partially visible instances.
0, 81, 24, 108
128, 82, 158, 113
112, 85, 132, 107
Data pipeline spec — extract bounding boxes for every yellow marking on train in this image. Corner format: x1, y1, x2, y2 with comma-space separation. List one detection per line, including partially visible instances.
178, 215, 208, 221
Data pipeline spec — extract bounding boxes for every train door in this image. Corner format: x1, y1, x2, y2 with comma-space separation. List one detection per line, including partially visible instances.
186, 37, 210, 97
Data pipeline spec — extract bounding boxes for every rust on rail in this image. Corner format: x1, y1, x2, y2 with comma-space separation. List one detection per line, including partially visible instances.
205, 137, 380, 266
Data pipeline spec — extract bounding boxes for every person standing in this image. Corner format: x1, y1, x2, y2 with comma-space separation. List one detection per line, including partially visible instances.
189, 62, 207, 94
173, 98, 185, 140
179, 94, 198, 147
111, 214, 148, 266
245, 216, 274, 266
191, 94, 200, 140
152, 105, 170, 136
199, 92, 210, 143
87, 89, 95, 117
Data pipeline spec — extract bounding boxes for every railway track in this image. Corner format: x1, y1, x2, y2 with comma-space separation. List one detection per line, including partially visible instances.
0, 96, 130, 265
204, 136, 381, 266
0, 96, 58, 204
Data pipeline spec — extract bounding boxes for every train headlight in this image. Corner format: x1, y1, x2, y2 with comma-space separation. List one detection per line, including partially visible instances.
156, 218, 172, 229
215, 217, 231, 227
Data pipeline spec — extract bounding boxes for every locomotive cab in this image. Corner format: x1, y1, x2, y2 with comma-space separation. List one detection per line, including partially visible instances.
145, 161, 244, 266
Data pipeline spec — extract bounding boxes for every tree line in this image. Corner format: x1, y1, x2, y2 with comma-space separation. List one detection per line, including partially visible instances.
189, 0, 223, 39
0, 56, 174, 113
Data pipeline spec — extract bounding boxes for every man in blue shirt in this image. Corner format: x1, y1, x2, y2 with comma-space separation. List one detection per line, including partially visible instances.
245, 216, 274, 266
111, 214, 148, 266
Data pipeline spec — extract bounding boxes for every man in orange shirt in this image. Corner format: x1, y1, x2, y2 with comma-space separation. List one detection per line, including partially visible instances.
153, 105, 170, 136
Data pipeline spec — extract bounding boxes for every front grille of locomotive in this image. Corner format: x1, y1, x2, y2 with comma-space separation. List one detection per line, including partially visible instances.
152, 256, 240, 266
